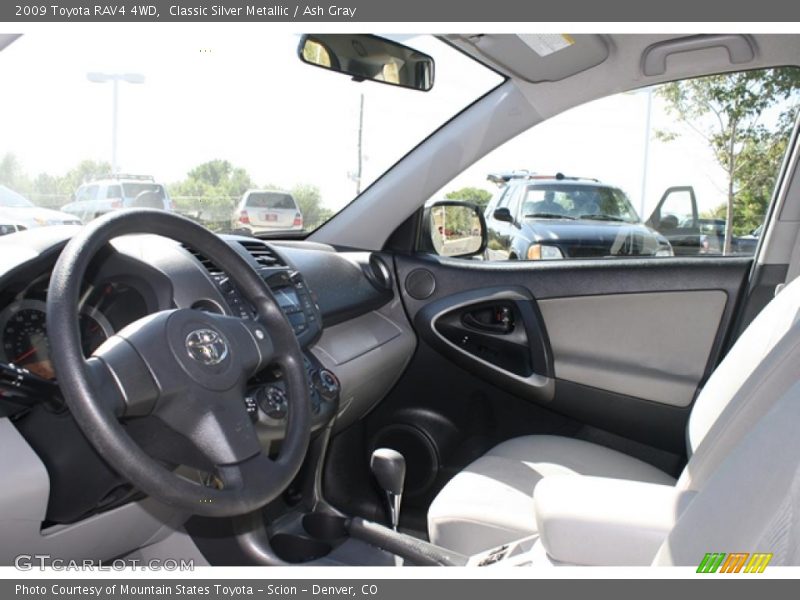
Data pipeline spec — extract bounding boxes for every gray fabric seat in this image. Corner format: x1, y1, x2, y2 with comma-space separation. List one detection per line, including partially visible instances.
428, 436, 675, 554
428, 274, 800, 557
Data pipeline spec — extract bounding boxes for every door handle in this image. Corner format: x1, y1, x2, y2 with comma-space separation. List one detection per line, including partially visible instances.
462, 305, 515, 334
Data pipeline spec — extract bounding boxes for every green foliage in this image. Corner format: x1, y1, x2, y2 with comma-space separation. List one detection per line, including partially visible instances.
168, 160, 333, 232
290, 183, 333, 230
170, 159, 253, 207
0, 153, 29, 191
1, 154, 334, 232
445, 187, 492, 212
731, 124, 792, 235
657, 68, 800, 251
168, 159, 255, 230
0, 153, 111, 208
700, 204, 727, 220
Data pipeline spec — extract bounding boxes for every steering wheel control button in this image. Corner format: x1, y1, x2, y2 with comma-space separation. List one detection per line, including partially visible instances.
185, 328, 229, 365
244, 394, 259, 422
254, 329, 265, 340
257, 385, 288, 420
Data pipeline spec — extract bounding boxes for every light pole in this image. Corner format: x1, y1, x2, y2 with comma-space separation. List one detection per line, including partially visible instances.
639, 86, 654, 218
87, 72, 145, 174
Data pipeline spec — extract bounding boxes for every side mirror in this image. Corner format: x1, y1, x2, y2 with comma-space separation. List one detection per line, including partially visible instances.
298, 34, 434, 92
492, 207, 514, 223
422, 201, 487, 258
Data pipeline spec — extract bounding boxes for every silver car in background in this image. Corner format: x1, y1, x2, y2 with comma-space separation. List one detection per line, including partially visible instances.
0, 184, 81, 235
231, 189, 303, 235
61, 174, 173, 222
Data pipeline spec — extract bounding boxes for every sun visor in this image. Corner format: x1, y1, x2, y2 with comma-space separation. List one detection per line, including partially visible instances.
458, 34, 609, 83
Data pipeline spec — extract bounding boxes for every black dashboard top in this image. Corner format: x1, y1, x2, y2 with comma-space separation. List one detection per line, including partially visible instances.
0, 226, 394, 362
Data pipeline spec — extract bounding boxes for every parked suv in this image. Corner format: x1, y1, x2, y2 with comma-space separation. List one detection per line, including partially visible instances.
61, 174, 173, 222
231, 189, 303, 235
484, 172, 673, 260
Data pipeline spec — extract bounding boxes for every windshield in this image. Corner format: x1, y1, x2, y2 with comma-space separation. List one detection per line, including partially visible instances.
0, 185, 34, 208
121, 183, 165, 199
245, 192, 296, 210
0, 30, 501, 237
521, 183, 640, 223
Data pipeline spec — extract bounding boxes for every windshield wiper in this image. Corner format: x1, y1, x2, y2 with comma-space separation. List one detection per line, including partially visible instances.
523, 213, 575, 220
577, 214, 628, 222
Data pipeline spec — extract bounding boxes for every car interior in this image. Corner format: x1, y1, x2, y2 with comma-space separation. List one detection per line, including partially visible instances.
1, 32, 800, 568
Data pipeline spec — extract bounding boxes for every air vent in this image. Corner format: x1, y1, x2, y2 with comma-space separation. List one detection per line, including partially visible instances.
181, 244, 222, 274
238, 241, 285, 268
367, 254, 393, 292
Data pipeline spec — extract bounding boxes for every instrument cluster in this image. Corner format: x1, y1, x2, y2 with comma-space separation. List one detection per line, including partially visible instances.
0, 278, 149, 380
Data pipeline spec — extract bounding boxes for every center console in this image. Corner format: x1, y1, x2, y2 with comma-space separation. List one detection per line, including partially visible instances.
235, 509, 545, 567
245, 352, 341, 441
209, 267, 323, 347
206, 264, 339, 439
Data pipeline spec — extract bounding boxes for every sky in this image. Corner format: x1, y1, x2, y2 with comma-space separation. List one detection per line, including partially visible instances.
0, 27, 499, 210
0, 26, 779, 221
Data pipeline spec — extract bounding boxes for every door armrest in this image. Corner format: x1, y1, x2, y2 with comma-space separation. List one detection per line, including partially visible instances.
534, 476, 696, 565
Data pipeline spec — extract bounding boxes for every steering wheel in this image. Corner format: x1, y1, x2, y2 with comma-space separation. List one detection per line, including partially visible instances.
46, 210, 311, 517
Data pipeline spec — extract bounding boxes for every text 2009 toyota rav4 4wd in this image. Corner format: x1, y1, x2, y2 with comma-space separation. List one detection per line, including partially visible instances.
1, 31, 799, 568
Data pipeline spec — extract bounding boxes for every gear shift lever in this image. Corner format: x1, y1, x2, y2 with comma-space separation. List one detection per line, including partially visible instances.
370, 448, 405, 531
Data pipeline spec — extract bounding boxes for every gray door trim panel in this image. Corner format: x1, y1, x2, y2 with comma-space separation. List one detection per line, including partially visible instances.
395, 255, 750, 427
539, 290, 728, 407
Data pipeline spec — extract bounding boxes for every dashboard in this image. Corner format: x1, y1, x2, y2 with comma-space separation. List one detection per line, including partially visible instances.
0, 225, 415, 529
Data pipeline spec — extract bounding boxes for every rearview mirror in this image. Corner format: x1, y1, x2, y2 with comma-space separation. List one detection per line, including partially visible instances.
298, 34, 434, 92
423, 201, 487, 258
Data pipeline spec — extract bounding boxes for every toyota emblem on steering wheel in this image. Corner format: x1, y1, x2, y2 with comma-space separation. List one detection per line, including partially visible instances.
185, 328, 229, 365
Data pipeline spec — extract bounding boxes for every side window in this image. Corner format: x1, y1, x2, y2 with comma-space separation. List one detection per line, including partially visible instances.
106, 185, 122, 199
422, 67, 800, 261
652, 187, 697, 227
495, 186, 512, 209
76, 185, 99, 202
505, 186, 522, 220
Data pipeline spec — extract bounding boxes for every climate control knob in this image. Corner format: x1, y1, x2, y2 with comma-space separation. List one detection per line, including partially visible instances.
315, 369, 340, 400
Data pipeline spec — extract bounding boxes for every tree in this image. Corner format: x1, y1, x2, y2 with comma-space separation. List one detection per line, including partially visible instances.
0, 154, 111, 208
731, 119, 794, 235
445, 187, 492, 212
0, 153, 27, 190
58, 159, 112, 194
658, 69, 800, 253
172, 159, 254, 198
169, 159, 255, 228
290, 184, 332, 230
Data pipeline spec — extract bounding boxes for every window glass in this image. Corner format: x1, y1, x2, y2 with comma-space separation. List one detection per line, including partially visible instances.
424, 67, 800, 260
122, 183, 163, 199
78, 185, 98, 201
247, 193, 297, 210
0, 31, 501, 237
660, 189, 695, 226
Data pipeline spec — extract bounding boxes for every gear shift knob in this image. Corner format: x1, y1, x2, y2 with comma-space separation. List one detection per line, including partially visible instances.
370, 448, 406, 494
370, 448, 406, 530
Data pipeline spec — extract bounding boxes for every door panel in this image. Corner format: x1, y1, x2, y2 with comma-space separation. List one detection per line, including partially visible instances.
414, 286, 554, 403
539, 290, 727, 407
394, 254, 750, 437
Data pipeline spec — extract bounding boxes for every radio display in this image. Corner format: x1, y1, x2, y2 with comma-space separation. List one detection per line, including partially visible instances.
273, 286, 301, 312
